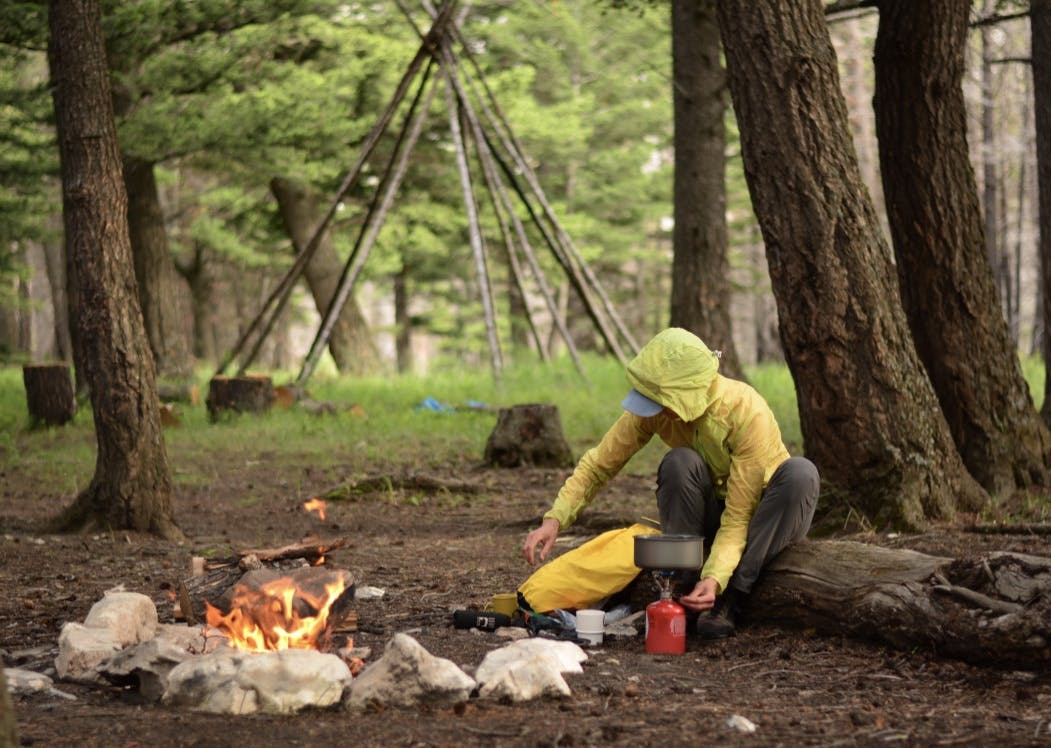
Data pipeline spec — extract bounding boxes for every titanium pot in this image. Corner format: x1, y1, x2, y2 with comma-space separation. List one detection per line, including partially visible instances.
633, 534, 704, 571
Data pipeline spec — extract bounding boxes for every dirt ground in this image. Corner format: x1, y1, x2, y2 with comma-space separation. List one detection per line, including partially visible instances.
2, 456, 1050, 747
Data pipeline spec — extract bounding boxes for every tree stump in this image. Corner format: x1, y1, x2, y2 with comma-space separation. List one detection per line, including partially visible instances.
22, 362, 76, 427
206, 375, 275, 419
484, 403, 574, 468
748, 540, 1051, 670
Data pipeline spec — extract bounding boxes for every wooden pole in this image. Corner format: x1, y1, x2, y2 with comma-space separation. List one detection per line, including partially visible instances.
442, 57, 504, 380
215, 1, 459, 377
471, 124, 547, 362
434, 9, 640, 356
450, 49, 590, 381
295, 66, 440, 389
410, 1, 628, 364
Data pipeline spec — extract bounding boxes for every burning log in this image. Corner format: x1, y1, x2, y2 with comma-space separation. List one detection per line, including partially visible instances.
205, 567, 356, 652
22, 362, 76, 428
179, 537, 350, 626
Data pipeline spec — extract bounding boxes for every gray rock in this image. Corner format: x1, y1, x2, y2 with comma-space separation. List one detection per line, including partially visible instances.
99, 637, 196, 701
54, 624, 122, 682
345, 633, 475, 710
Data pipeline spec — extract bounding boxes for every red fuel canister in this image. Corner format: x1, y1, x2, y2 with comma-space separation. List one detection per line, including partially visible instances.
645, 594, 686, 654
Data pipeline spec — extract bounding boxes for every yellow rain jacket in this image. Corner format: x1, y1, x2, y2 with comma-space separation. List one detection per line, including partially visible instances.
543, 328, 791, 592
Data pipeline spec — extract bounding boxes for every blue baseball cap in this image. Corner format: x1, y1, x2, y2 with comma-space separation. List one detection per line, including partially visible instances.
621, 388, 663, 417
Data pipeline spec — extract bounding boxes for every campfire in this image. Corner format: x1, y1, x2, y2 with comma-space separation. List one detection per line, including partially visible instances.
205, 573, 347, 652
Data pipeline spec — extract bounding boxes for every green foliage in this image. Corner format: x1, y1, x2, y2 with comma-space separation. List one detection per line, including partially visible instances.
1021, 355, 1044, 411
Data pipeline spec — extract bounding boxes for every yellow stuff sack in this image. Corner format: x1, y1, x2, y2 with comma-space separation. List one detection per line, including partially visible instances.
518, 523, 660, 613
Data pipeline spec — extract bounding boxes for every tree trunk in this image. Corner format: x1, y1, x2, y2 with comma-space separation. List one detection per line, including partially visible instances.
1034, 0, 1051, 429
123, 155, 194, 379
269, 176, 379, 376
749, 540, 1051, 670
484, 404, 574, 469
716, 0, 987, 529
206, 374, 275, 419
22, 362, 76, 427
177, 243, 219, 364
48, 0, 182, 541
668, 0, 743, 380
872, 0, 1051, 495
0, 662, 17, 748
42, 224, 72, 362
980, 2, 1003, 292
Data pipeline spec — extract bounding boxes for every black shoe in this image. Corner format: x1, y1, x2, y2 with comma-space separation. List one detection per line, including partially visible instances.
694, 588, 743, 640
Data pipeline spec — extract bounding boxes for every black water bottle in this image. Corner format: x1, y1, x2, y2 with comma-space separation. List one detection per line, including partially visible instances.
452, 609, 511, 631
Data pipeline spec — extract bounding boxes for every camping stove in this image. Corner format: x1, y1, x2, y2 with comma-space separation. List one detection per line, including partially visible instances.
633, 535, 704, 655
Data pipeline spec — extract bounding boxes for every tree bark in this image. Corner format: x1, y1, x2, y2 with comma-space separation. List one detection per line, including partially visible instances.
269, 177, 379, 376
668, 0, 743, 379
716, 0, 987, 528
177, 243, 219, 365
22, 362, 76, 427
205, 374, 275, 419
872, 0, 1051, 495
484, 404, 574, 469
41, 223, 73, 362
48, 0, 182, 541
749, 540, 1051, 670
123, 156, 194, 379
1034, 0, 1051, 428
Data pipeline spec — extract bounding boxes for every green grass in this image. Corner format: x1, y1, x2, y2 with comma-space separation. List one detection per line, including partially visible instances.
1, 353, 1043, 491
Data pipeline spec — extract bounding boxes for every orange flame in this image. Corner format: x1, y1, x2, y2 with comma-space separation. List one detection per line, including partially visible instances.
303, 498, 327, 521
205, 576, 345, 652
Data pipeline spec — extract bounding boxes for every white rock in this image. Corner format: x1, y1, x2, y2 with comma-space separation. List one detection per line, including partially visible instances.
55, 623, 122, 682
83, 591, 158, 646
5, 667, 54, 694
727, 714, 757, 733
163, 650, 352, 715
237, 650, 351, 713
475, 638, 586, 686
478, 655, 571, 701
345, 633, 475, 710
355, 585, 386, 601
495, 626, 531, 641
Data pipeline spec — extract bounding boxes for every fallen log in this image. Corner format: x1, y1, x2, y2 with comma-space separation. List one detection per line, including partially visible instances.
202, 537, 348, 570
315, 474, 487, 499
748, 540, 1051, 670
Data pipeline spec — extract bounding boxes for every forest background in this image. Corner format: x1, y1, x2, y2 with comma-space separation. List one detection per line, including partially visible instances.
2, 0, 1051, 536
0, 1, 1040, 375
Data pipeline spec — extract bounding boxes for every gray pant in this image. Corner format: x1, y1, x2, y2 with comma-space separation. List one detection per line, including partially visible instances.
656, 447, 819, 595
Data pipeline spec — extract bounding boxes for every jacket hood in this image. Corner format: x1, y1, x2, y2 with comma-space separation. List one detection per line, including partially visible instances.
625, 328, 720, 422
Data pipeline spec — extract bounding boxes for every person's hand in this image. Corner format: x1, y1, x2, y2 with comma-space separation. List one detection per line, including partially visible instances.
679, 577, 719, 612
522, 517, 560, 566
